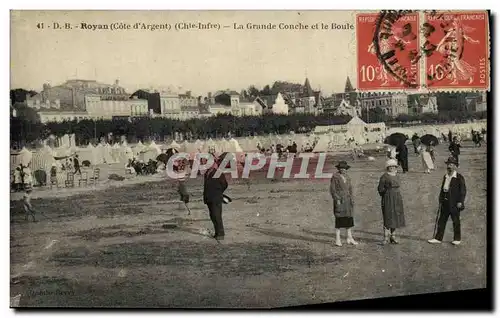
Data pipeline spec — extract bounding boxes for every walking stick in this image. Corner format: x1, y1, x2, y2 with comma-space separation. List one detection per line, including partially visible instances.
184, 202, 192, 215
432, 205, 441, 239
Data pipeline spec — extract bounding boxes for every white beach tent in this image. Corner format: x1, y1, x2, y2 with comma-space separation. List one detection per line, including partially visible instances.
121, 144, 134, 162
180, 141, 190, 153
61, 134, 71, 148
94, 144, 105, 165
237, 138, 249, 151
312, 134, 335, 153
203, 138, 220, 154
241, 137, 253, 151
168, 140, 181, 150
134, 141, 145, 156
54, 147, 73, 158
111, 143, 122, 163
274, 135, 284, 146
252, 136, 263, 151
184, 141, 197, 153
219, 139, 232, 152
259, 135, 272, 149
294, 135, 309, 150
194, 139, 204, 152
142, 141, 162, 162
77, 144, 95, 165
103, 143, 115, 163
228, 138, 244, 153
31, 146, 56, 186
16, 147, 33, 167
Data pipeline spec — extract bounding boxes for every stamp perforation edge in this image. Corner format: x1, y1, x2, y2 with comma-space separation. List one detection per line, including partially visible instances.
355, 10, 491, 93
423, 10, 491, 92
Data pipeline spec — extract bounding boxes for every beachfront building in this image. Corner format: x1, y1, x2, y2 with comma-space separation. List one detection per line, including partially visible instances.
358, 92, 409, 117
27, 79, 129, 110
408, 94, 439, 115
84, 95, 148, 119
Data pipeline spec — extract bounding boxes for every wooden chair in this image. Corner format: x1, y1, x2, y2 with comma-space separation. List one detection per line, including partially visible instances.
89, 168, 100, 186
78, 171, 88, 187
64, 172, 75, 188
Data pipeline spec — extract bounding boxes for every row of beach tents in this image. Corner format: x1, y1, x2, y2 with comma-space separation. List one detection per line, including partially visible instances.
11, 120, 487, 172
11, 135, 317, 172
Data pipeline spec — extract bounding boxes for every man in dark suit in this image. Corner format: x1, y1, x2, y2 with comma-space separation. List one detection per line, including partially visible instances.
396, 143, 409, 173
203, 156, 228, 241
448, 136, 461, 165
73, 155, 81, 175
428, 157, 466, 245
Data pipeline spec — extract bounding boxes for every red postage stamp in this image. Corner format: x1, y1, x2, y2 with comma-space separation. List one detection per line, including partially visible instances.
356, 11, 420, 91
423, 11, 489, 90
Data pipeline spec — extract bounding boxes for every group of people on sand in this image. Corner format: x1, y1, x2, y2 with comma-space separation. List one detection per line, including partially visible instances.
19, 130, 472, 248
390, 131, 468, 175
169, 135, 467, 246
331, 153, 467, 247
11, 163, 32, 192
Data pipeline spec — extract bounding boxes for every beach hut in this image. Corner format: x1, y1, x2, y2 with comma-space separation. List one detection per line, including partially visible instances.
203, 138, 220, 155
16, 147, 33, 167
194, 139, 204, 152
228, 138, 244, 153
92, 144, 105, 165
111, 143, 121, 163
121, 145, 133, 162
77, 144, 95, 165
168, 140, 181, 150
103, 143, 114, 163
31, 146, 56, 186
143, 141, 162, 162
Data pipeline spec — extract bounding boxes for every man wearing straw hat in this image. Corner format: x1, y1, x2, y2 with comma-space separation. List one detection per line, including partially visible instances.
428, 156, 466, 245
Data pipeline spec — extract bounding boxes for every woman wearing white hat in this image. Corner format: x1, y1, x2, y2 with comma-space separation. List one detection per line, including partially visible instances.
377, 159, 406, 244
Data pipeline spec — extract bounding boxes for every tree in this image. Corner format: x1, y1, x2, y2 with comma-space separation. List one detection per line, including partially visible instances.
240, 90, 249, 100
12, 103, 40, 122
271, 81, 302, 94
247, 85, 260, 98
10, 108, 487, 146
361, 107, 387, 123
395, 114, 412, 122
10, 89, 38, 105
260, 85, 272, 96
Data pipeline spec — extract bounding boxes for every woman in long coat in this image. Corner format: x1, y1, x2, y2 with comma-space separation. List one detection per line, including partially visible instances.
330, 161, 358, 246
377, 159, 406, 244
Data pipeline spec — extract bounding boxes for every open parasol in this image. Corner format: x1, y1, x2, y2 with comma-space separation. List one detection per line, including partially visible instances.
420, 134, 439, 146
384, 133, 407, 147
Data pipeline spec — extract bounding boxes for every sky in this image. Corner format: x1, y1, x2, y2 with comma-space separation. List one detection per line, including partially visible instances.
11, 10, 362, 96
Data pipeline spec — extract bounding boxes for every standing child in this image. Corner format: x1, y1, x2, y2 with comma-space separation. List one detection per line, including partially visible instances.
175, 158, 191, 213
23, 189, 36, 222
14, 166, 22, 191
22, 165, 33, 191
